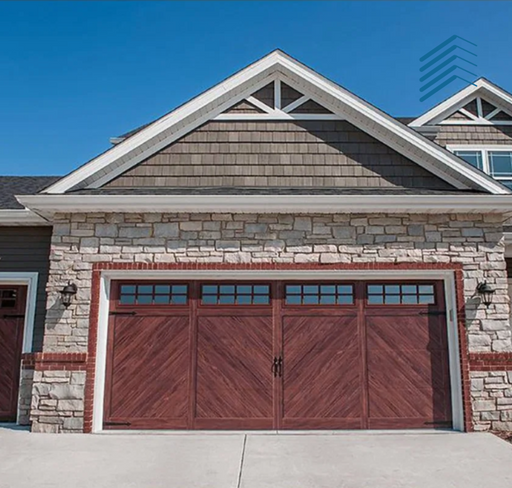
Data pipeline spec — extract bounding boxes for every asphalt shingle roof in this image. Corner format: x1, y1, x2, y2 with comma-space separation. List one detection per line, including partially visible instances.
0, 176, 61, 209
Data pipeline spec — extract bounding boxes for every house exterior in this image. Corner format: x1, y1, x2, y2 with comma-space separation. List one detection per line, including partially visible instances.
2, 50, 512, 433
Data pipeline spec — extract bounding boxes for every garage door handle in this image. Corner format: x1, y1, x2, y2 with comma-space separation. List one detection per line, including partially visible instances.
277, 357, 283, 377
272, 357, 279, 377
419, 311, 446, 316
2, 314, 25, 319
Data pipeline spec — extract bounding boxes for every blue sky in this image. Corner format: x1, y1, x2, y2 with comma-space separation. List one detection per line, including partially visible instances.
1, 1, 511, 176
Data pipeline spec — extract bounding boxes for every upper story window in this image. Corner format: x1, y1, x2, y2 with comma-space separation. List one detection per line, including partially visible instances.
449, 146, 512, 189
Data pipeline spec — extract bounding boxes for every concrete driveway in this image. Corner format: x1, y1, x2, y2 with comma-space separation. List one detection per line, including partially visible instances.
0, 427, 511, 488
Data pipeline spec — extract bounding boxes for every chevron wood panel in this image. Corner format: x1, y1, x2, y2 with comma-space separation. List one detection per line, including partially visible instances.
104, 315, 191, 429
366, 313, 452, 428
195, 314, 273, 428
281, 314, 363, 428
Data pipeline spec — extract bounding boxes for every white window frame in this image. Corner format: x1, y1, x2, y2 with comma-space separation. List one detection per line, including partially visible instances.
92, 269, 464, 433
447, 145, 512, 183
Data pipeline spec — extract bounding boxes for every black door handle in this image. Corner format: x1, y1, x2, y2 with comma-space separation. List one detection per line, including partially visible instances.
277, 357, 283, 377
272, 357, 279, 377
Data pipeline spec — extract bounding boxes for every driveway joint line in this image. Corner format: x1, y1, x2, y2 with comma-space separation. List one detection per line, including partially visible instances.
236, 434, 247, 488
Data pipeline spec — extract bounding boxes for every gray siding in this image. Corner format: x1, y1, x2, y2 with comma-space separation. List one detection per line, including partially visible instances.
434, 125, 512, 147
106, 120, 454, 190
0, 227, 52, 352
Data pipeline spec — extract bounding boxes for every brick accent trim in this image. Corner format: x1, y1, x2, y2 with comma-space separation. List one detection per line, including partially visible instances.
83, 261, 469, 433
22, 352, 87, 371
469, 353, 512, 371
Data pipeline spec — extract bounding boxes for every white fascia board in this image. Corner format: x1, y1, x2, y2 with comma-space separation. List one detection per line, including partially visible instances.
410, 79, 512, 128
17, 194, 512, 215
0, 209, 50, 226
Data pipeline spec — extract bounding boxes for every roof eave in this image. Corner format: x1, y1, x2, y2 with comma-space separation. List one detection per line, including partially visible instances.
17, 194, 512, 216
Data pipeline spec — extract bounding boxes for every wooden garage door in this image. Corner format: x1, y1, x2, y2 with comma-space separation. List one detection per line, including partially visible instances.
103, 280, 452, 430
0, 285, 26, 422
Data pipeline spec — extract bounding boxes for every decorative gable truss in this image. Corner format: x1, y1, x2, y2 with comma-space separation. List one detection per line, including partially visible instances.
410, 78, 512, 128
441, 97, 512, 125
216, 79, 340, 120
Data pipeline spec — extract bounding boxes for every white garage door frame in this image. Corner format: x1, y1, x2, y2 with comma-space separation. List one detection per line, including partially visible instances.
92, 269, 463, 433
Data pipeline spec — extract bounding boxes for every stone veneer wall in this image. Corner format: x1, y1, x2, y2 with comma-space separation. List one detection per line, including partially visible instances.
29, 212, 512, 432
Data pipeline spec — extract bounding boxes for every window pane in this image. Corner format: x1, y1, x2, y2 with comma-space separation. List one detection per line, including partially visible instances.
120, 285, 136, 294
138, 285, 153, 295
320, 295, 336, 305
368, 285, 383, 294
303, 295, 319, 305
287, 285, 301, 295
418, 285, 434, 294
155, 285, 170, 294
220, 285, 235, 294
172, 285, 187, 294
385, 285, 400, 294
337, 295, 353, 305
419, 294, 435, 304
219, 295, 235, 304
286, 294, 302, 305
321, 285, 336, 294
402, 285, 417, 294
171, 295, 187, 305
253, 295, 270, 305
337, 285, 353, 294
119, 294, 136, 305
254, 285, 269, 295
154, 295, 170, 304
402, 294, 418, 304
137, 295, 152, 305
237, 295, 252, 305
489, 152, 512, 177
202, 285, 218, 294
385, 295, 400, 304
303, 285, 319, 294
368, 294, 383, 304
454, 151, 483, 170
238, 285, 252, 295
202, 295, 217, 305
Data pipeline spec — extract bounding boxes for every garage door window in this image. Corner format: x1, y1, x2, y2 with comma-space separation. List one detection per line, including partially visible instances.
201, 284, 270, 305
0, 289, 17, 308
119, 284, 188, 305
285, 284, 354, 305
367, 284, 435, 305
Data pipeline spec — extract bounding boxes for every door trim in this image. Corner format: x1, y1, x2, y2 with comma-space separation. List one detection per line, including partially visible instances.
0, 272, 39, 424
91, 269, 463, 433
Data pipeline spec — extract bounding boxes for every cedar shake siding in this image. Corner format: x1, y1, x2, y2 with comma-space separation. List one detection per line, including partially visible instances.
0, 227, 52, 351
434, 125, 512, 147
105, 120, 454, 190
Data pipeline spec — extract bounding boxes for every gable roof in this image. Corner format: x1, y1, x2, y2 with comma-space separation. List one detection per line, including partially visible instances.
40, 50, 510, 196
409, 78, 512, 128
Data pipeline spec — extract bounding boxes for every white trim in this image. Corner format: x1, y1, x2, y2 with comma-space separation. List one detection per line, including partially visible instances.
245, 96, 275, 114
16, 193, 512, 215
410, 78, 512, 128
40, 52, 509, 195
438, 120, 512, 126
274, 78, 281, 110
485, 107, 502, 120
476, 97, 483, 118
0, 272, 39, 425
458, 107, 479, 121
0, 209, 49, 226
92, 269, 464, 433
282, 95, 309, 113
213, 112, 342, 121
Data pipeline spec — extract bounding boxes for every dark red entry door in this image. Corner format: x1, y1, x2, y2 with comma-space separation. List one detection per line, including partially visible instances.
103, 280, 452, 430
0, 285, 27, 422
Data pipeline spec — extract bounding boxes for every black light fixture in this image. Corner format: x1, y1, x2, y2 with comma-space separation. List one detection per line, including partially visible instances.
60, 282, 77, 308
477, 281, 495, 307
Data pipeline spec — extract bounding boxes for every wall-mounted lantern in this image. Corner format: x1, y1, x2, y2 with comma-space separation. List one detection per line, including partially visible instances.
60, 282, 77, 308
477, 281, 495, 308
